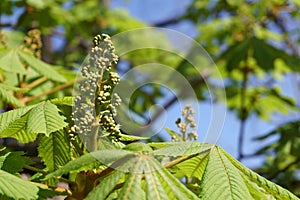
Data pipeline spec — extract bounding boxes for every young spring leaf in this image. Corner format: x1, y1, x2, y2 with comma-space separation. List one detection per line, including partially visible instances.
0, 49, 27, 74
38, 129, 71, 171
26, 101, 68, 136
18, 50, 67, 82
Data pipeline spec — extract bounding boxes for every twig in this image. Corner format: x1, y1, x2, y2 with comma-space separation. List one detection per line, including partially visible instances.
31, 181, 72, 196
25, 77, 48, 89
237, 65, 250, 161
22, 79, 76, 104
23, 165, 75, 185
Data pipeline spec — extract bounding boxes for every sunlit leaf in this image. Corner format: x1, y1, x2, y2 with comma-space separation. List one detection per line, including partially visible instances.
26, 101, 68, 136
18, 50, 67, 82
0, 49, 26, 74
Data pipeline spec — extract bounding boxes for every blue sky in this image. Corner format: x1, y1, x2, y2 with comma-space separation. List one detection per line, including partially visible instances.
110, 0, 300, 168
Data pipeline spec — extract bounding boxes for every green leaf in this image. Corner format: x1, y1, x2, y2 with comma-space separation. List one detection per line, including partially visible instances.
86, 153, 199, 200
149, 157, 199, 200
0, 101, 68, 141
252, 37, 283, 71
123, 142, 153, 154
0, 105, 34, 134
0, 83, 24, 107
85, 170, 124, 200
222, 148, 299, 199
0, 49, 27, 74
38, 129, 71, 171
199, 147, 252, 199
46, 150, 131, 179
118, 133, 149, 141
0, 114, 37, 143
0, 83, 28, 92
118, 159, 144, 200
26, 101, 68, 136
153, 142, 213, 156
222, 39, 249, 71
18, 50, 67, 82
0, 151, 32, 174
165, 128, 183, 141
0, 169, 39, 199
171, 153, 209, 180
50, 96, 74, 106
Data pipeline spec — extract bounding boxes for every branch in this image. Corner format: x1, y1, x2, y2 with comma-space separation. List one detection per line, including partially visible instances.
152, 17, 182, 27
21, 79, 75, 104
31, 181, 72, 196
131, 68, 211, 136
25, 77, 47, 89
0, 23, 16, 28
23, 165, 75, 185
237, 65, 250, 161
147, 68, 211, 126
274, 16, 299, 56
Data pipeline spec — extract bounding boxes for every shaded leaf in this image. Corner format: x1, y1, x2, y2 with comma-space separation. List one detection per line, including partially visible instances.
0, 151, 32, 174
38, 129, 71, 171
0, 85, 24, 107
46, 149, 131, 179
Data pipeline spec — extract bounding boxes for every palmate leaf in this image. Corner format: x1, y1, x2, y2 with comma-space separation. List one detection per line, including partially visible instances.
85, 153, 199, 200
26, 101, 68, 136
0, 101, 68, 142
222, 36, 300, 72
45, 150, 131, 179
222, 149, 299, 200
38, 129, 71, 171
159, 143, 299, 199
18, 50, 67, 82
199, 147, 252, 200
153, 142, 213, 156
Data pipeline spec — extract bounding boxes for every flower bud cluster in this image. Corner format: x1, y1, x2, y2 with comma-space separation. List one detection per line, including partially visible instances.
72, 34, 122, 142
174, 104, 198, 141
22, 29, 42, 58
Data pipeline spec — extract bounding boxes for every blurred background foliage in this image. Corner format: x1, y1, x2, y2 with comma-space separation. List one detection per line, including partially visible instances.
0, 0, 300, 196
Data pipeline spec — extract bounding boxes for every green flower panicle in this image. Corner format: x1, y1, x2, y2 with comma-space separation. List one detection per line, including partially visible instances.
72, 34, 121, 151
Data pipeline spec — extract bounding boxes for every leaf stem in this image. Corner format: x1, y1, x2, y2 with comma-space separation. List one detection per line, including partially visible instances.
25, 77, 47, 89
23, 165, 75, 185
